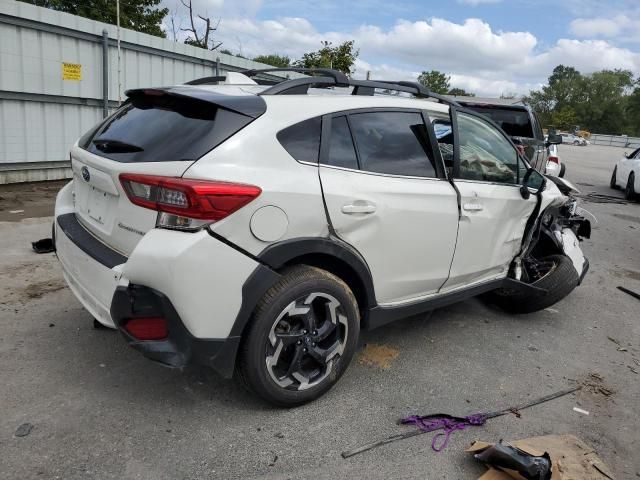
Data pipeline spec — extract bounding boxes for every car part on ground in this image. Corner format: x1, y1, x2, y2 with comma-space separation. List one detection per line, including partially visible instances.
473, 443, 552, 480
341, 386, 580, 458
53, 69, 591, 405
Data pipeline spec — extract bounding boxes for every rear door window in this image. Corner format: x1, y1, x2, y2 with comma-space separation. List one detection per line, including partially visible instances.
326, 116, 359, 169
79, 94, 254, 163
348, 111, 437, 177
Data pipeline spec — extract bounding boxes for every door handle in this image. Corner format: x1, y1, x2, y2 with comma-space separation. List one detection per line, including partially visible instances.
341, 203, 376, 214
463, 202, 483, 212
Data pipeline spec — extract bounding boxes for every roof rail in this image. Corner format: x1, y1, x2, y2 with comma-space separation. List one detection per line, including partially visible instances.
242, 67, 350, 85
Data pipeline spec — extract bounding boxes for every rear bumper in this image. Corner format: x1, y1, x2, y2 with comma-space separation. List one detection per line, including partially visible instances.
110, 285, 239, 375
53, 182, 274, 376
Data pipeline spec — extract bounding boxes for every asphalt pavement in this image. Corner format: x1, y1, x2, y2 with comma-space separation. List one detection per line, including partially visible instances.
0, 144, 639, 479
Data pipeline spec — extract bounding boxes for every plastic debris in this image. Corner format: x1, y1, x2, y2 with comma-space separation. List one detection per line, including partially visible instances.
15, 423, 33, 437
573, 407, 589, 415
474, 442, 551, 480
31, 238, 54, 254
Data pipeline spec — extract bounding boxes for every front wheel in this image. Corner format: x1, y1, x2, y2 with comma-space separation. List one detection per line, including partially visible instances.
491, 255, 579, 314
237, 266, 360, 406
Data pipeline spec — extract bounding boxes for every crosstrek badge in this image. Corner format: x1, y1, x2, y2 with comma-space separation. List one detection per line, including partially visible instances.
62, 62, 82, 81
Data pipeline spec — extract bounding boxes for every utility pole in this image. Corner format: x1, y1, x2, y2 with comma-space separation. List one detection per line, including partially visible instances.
116, 0, 122, 105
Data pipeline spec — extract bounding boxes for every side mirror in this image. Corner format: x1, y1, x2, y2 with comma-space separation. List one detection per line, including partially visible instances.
545, 133, 562, 146
520, 168, 546, 199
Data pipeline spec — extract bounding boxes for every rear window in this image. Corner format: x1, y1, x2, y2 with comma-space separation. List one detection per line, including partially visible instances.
464, 106, 534, 138
79, 94, 254, 162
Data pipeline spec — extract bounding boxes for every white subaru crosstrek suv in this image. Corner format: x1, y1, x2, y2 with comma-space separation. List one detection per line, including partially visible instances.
54, 69, 591, 406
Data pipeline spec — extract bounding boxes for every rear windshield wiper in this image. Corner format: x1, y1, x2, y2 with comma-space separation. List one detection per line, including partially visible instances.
92, 139, 144, 153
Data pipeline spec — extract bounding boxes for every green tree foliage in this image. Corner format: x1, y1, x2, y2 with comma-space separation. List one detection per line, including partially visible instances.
627, 87, 640, 136
294, 41, 359, 75
448, 87, 475, 97
20, 0, 168, 37
525, 65, 637, 134
253, 54, 291, 68
417, 70, 450, 94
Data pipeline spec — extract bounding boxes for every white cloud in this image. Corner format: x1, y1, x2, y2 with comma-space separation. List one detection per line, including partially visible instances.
163, 10, 640, 96
569, 13, 640, 42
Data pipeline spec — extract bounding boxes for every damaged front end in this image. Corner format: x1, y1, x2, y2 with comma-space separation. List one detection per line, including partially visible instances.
514, 176, 592, 285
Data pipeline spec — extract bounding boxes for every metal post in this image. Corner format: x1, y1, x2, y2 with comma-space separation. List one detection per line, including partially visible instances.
101, 29, 109, 118
116, 0, 122, 105
215, 57, 220, 84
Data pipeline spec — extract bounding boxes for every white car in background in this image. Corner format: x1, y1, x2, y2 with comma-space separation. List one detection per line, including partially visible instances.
610, 147, 640, 200
561, 133, 588, 146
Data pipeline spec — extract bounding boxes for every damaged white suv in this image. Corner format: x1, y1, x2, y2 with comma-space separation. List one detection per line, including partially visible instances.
54, 69, 591, 406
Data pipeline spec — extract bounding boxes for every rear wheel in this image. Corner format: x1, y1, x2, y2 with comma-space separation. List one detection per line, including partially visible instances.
491, 255, 579, 314
573, 140, 580, 146
237, 266, 359, 406
610, 167, 618, 189
559, 163, 566, 178
625, 173, 637, 200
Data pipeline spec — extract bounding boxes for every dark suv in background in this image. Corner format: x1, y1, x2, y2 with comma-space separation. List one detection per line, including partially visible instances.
450, 97, 564, 176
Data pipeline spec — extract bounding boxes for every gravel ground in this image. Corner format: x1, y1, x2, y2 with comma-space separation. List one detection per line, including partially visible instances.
1, 144, 639, 479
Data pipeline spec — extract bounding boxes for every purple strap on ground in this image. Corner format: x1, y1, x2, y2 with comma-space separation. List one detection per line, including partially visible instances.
401, 413, 488, 452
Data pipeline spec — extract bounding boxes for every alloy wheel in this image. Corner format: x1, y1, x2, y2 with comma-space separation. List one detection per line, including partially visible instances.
266, 292, 348, 391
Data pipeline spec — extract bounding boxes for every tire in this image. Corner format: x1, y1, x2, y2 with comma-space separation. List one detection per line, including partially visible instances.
492, 255, 579, 314
237, 265, 360, 407
573, 140, 579, 146
610, 167, 618, 189
625, 173, 637, 200
559, 163, 566, 178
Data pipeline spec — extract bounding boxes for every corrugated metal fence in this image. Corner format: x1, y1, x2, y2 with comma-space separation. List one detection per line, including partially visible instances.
0, 0, 293, 183
589, 134, 640, 149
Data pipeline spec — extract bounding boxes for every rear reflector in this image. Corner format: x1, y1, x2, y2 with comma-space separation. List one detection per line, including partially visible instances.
119, 174, 261, 221
124, 317, 168, 340
548, 156, 559, 164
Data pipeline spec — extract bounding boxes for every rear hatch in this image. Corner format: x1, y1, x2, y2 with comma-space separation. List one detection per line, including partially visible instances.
70, 86, 265, 256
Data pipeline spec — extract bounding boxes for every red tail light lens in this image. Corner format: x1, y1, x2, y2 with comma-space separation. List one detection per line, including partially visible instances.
124, 317, 168, 340
119, 174, 261, 221
548, 156, 559, 165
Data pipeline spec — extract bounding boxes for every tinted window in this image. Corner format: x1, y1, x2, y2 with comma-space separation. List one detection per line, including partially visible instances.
457, 112, 519, 184
277, 117, 321, 163
349, 112, 436, 177
326, 116, 358, 169
79, 94, 253, 163
465, 106, 534, 138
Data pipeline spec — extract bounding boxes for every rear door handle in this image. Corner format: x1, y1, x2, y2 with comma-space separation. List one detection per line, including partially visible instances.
341, 203, 376, 214
463, 202, 483, 212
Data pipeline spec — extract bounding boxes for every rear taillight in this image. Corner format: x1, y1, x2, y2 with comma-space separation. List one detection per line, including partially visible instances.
124, 317, 168, 340
119, 174, 261, 231
548, 156, 559, 164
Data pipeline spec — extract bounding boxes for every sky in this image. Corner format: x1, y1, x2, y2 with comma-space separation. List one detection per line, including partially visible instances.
161, 0, 640, 96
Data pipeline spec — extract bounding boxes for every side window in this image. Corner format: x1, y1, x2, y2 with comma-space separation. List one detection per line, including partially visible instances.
277, 117, 321, 163
456, 112, 519, 184
326, 116, 358, 169
349, 112, 437, 177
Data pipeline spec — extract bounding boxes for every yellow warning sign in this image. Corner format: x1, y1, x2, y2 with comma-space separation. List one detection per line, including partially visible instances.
62, 62, 82, 81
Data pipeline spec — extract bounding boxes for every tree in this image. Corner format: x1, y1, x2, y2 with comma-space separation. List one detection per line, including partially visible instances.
448, 87, 475, 97
294, 41, 359, 75
551, 106, 577, 131
179, 0, 222, 50
626, 86, 640, 136
19, 0, 168, 37
253, 54, 290, 68
417, 70, 450, 95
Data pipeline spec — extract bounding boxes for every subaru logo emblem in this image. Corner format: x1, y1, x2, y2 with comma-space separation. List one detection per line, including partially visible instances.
81, 166, 90, 182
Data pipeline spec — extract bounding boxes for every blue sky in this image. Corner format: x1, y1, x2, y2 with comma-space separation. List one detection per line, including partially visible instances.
163, 0, 640, 96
